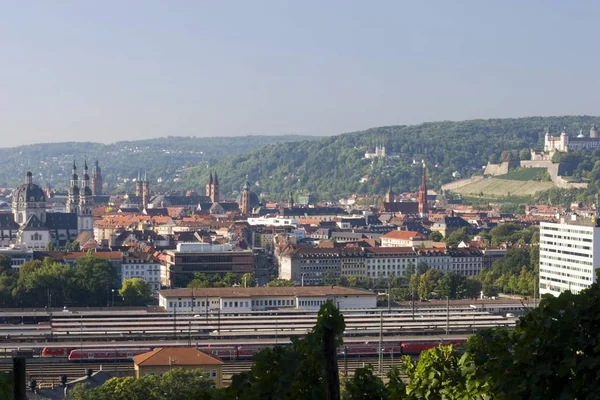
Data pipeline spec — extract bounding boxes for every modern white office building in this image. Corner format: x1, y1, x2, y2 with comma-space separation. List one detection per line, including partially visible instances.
539, 216, 600, 296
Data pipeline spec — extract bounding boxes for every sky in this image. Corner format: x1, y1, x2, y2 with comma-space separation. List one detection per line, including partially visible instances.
1, 1, 599, 147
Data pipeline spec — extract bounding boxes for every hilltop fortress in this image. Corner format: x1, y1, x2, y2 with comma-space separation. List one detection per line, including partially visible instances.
544, 125, 599, 153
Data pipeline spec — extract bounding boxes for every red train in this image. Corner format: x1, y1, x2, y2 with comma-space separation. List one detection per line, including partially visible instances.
41, 347, 74, 357
40, 338, 466, 362
67, 348, 152, 361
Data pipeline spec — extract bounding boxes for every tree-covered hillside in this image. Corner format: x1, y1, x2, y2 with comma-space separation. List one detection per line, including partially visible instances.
0, 135, 317, 191
182, 116, 600, 201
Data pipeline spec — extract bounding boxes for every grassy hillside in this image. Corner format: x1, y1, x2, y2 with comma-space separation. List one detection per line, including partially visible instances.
495, 168, 550, 181
452, 177, 555, 197
0, 135, 318, 191
181, 116, 600, 201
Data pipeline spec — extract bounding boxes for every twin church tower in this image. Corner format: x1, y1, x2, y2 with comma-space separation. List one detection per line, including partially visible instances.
67, 160, 102, 234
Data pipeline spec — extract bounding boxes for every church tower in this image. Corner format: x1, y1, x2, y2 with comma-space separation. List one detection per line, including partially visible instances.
385, 186, 394, 203
206, 172, 213, 199
67, 161, 80, 213
591, 124, 598, 139
213, 172, 220, 203
78, 161, 95, 236
135, 172, 143, 197
418, 161, 429, 218
240, 181, 251, 215
91, 160, 103, 196
141, 172, 149, 211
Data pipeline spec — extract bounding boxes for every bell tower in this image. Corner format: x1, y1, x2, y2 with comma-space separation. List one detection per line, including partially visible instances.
418, 161, 429, 219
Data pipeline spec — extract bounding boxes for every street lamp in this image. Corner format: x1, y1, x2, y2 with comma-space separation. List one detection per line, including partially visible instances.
111, 289, 115, 307
301, 273, 306, 287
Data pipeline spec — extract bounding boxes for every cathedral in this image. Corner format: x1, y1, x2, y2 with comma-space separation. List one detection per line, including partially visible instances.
0, 162, 96, 250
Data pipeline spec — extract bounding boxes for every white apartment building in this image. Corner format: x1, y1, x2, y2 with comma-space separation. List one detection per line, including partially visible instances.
364, 248, 417, 279
122, 252, 163, 292
539, 216, 600, 296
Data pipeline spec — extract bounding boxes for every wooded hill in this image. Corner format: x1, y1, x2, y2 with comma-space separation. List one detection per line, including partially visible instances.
182, 116, 600, 201
0, 135, 317, 191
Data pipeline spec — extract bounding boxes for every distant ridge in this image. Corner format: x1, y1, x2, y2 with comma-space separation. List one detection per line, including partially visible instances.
0, 135, 319, 190
181, 116, 600, 201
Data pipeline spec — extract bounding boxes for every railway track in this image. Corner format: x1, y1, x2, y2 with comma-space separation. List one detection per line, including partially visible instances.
0, 356, 405, 387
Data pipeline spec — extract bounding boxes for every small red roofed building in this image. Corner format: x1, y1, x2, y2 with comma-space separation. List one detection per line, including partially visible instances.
133, 347, 224, 387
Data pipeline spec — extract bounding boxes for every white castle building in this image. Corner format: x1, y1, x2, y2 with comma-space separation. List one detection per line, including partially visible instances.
544, 125, 599, 153
364, 144, 386, 159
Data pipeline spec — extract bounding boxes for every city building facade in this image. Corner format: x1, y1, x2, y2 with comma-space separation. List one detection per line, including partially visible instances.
539, 216, 599, 296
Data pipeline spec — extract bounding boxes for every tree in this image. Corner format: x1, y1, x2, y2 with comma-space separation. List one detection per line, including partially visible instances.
429, 231, 443, 242
45, 241, 55, 251
267, 278, 294, 287
445, 227, 470, 248
519, 148, 531, 161
119, 278, 153, 306
323, 270, 336, 286
66, 241, 80, 251
467, 277, 600, 398
70, 368, 221, 400
71, 254, 115, 306
12, 258, 73, 307
342, 366, 387, 400
228, 301, 345, 400
346, 275, 359, 288
400, 345, 492, 399
241, 272, 255, 288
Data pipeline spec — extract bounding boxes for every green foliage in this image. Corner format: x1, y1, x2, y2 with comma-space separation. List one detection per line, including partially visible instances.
445, 227, 471, 248
495, 167, 549, 181
228, 301, 345, 400
267, 278, 295, 287
401, 346, 492, 399
0, 135, 316, 191
66, 241, 81, 251
489, 223, 537, 246
429, 231, 443, 242
478, 247, 538, 297
187, 273, 249, 289
467, 276, 600, 399
195, 116, 600, 200
70, 368, 221, 400
71, 255, 116, 306
342, 366, 387, 400
119, 278, 153, 306
4, 254, 118, 308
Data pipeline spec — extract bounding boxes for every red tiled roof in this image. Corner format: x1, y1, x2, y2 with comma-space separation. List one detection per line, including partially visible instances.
133, 347, 223, 367
381, 230, 427, 240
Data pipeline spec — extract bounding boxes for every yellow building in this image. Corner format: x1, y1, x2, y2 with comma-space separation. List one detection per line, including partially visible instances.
133, 347, 224, 387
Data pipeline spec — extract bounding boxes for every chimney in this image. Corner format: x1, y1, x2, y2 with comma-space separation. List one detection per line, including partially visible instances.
86, 369, 93, 378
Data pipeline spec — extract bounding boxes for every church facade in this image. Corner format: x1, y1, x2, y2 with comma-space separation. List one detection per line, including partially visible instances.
3, 163, 95, 250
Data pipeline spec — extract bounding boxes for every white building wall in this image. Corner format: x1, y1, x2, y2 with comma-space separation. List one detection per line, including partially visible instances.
539, 220, 598, 296
122, 262, 162, 291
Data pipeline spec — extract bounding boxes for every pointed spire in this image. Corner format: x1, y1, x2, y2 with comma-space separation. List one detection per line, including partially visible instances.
214, 172, 219, 185
84, 158, 88, 171
209, 171, 213, 185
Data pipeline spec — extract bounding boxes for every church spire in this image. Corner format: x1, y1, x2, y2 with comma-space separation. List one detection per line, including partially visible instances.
418, 160, 428, 219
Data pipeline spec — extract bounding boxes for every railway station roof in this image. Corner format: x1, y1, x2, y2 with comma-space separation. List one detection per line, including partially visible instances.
159, 286, 376, 299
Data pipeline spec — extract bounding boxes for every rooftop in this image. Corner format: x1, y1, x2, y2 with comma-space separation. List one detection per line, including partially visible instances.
159, 286, 376, 299
133, 347, 223, 366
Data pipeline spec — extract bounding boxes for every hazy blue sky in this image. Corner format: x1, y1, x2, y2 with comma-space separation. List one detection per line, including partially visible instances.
1, 1, 599, 147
